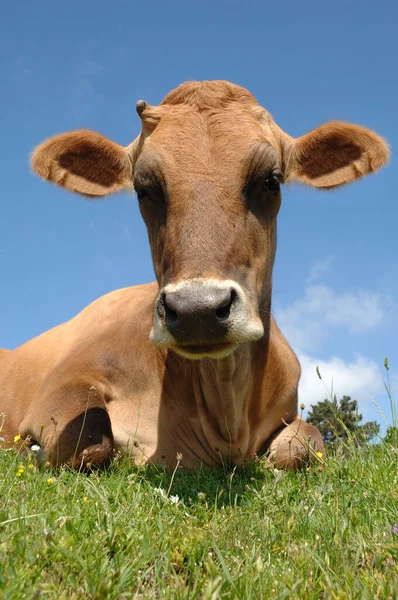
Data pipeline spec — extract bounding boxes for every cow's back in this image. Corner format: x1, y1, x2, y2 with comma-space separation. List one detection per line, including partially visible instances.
0, 321, 75, 440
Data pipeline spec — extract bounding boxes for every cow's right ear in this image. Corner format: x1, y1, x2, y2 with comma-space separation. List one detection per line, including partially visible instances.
31, 130, 134, 197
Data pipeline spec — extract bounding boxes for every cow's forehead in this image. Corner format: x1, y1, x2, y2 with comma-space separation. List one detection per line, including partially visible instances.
140, 103, 281, 180
153, 102, 273, 142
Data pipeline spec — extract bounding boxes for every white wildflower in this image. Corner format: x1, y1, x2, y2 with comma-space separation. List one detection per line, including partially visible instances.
154, 487, 167, 499
153, 487, 180, 504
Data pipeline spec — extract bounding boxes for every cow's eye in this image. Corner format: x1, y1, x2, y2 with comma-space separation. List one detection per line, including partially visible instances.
135, 186, 148, 200
264, 174, 281, 193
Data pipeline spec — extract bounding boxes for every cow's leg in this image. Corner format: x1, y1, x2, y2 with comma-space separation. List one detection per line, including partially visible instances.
266, 418, 325, 469
20, 382, 114, 469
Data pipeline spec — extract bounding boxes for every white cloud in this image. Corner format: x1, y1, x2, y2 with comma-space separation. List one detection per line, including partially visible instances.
274, 260, 394, 420
275, 284, 388, 351
306, 256, 334, 284
298, 352, 383, 418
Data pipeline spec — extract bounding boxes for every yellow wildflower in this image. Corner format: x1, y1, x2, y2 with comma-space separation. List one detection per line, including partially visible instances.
316, 451, 323, 459
15, 472, 21, 477
14, 434, 21, 443
28, 464, 34, 469
47, 477, 56, 485
83, 496, 88, 503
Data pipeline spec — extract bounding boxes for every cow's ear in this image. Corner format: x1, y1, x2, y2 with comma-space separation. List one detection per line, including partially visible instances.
287, 122, 389, 189
31, 130, 133, 197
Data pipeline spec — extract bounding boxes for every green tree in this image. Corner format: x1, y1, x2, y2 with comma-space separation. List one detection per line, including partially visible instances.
384, 425, 398, 447
306, 395, 379, 445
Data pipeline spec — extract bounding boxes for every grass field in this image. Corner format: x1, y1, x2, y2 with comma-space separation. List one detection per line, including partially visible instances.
1, 433, 397, 599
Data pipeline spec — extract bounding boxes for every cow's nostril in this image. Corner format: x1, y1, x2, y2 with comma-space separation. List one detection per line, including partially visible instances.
215, 289, 236, 322
162, 294, 180, 326
215, 305, 230, 320
166, 307, 179, 326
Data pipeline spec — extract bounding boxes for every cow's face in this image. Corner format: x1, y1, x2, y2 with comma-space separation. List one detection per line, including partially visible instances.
134, 99, 284, 357
31, 81, 389, 359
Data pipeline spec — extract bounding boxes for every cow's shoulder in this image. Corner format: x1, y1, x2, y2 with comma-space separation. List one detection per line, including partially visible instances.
73, 282, 158, 334
0, 283, 161, 439
260, 316, 301, 407
269, 316, 300, 373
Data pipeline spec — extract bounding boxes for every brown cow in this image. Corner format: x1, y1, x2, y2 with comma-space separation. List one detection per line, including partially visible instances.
0, 81, 389, 470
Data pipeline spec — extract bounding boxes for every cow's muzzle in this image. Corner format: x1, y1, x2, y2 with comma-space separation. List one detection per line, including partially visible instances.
150, 279, 264, 359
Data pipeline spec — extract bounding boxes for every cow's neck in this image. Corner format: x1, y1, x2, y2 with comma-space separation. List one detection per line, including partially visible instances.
190, 315, 271, 454
194, 345, 255, 443
162, 292, 272, 462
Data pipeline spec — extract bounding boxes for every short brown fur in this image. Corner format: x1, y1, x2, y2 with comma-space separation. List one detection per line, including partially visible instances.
0, 81, 389, 470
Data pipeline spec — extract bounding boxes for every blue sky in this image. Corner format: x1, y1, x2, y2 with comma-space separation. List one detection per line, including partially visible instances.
1, 1, 397, 431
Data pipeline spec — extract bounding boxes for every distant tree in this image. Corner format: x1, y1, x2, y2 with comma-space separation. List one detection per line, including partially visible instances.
306, 395, 380, 445
384, 425, 398, 447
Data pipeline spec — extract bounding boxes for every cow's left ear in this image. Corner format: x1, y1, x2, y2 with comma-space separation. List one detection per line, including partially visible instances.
287, 122, 389, 189
31, 129, 134, 197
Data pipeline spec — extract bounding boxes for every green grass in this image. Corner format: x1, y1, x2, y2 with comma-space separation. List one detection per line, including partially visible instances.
1, 441, 397, 599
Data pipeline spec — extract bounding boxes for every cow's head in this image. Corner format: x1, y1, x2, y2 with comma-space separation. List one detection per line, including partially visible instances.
31, 81, 389, 359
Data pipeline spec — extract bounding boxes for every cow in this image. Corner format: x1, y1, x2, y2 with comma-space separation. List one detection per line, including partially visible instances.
0, 80, 389, 470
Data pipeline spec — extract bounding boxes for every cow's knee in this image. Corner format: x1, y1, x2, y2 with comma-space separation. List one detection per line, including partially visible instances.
46, 407, 114, 469
267, 419, 325, 470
